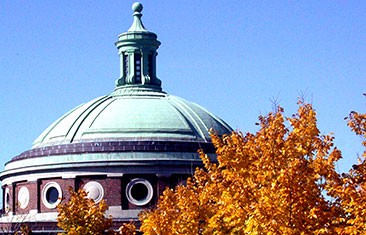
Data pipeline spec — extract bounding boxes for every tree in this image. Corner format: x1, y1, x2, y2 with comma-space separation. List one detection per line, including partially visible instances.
57, 187, 136, 235
14, 224, 31, 235
140, 100, 366, 234
57, 187, 114, 235
329, 111, 366, 234
118, 223, 137, 235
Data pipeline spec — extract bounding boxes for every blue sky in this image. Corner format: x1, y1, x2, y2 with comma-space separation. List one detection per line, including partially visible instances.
0, 1, 365, 175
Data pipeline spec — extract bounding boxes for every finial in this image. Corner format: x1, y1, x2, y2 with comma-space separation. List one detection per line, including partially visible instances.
132, 2, 143, 13
128, 2, 147, 32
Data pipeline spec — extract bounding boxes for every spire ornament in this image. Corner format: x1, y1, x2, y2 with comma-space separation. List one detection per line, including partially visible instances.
128, 2, 147, 32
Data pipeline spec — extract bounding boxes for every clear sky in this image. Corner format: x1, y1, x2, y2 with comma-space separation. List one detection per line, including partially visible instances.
0, 1, 365, 176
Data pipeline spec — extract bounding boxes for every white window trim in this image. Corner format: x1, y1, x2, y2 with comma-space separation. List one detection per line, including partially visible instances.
42, 182, 62, 209
126, 178, 153, 206
18, 186, 30, 209
83, 181, 104, 203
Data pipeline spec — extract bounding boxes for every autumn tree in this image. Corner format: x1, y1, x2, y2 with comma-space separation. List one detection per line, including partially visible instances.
57, 187, 114, 235
139, 100, 360, 234
329, 111, 366, 234
14, 224, 32, 235
57, 187, 136, 235
118, 223, 137, 235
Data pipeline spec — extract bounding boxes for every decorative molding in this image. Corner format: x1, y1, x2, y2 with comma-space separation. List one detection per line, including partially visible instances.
17, 186, 30, 209
83, 181, 104, 203
10, 140, 215, 163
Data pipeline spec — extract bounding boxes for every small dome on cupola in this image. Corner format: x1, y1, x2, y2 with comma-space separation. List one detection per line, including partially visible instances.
0, 2, 233, 233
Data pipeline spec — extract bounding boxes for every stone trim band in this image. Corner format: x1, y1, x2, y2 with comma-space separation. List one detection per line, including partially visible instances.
9, 140, 216, 163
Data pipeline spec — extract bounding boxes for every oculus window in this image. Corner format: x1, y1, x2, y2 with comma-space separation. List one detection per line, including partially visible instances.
126, 178, 153, 206
42, 182, 62, 209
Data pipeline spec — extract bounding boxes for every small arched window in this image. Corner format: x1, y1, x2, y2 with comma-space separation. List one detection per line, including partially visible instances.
123, 53, 129, 78
134, 53, 141, 83
148, 53, 153, 78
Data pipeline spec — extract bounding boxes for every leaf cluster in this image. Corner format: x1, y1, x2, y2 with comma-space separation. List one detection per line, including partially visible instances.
57, 187, 137, 235
57, 187, 114, 235
140, 101, 366, 235
14, 224, 31, 235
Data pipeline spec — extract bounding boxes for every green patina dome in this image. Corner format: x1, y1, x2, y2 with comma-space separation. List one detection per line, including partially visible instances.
32, 90, 231, 148
32, 4, 231, 149
1, 2, 233, 173
1, 2, 232, 174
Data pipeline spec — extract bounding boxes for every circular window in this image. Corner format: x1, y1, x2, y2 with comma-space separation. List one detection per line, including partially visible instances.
18, 186, 30, 209
83, 181, 104, 203
42, 182, 62, 209
126, 178, 153, 206
5, 188, 10, 212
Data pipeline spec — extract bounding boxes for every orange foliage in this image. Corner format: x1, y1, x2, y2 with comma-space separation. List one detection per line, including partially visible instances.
57, 187, 136, 235
140, 100, 366, 235
57, 188, 114, 235
329, 111, 366, 234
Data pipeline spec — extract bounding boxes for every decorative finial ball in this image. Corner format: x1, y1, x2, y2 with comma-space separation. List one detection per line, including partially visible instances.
132, 2, 143, 13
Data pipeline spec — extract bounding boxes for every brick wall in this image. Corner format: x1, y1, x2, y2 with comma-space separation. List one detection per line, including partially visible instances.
39, 178, 74, 213
104, 177, 122, 206
76, 176, 122, 206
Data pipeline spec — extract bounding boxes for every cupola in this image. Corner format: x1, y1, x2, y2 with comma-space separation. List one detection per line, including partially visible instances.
115, 2, 162, 91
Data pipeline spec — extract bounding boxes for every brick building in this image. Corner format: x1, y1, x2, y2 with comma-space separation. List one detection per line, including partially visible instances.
0, 3, 232, 234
